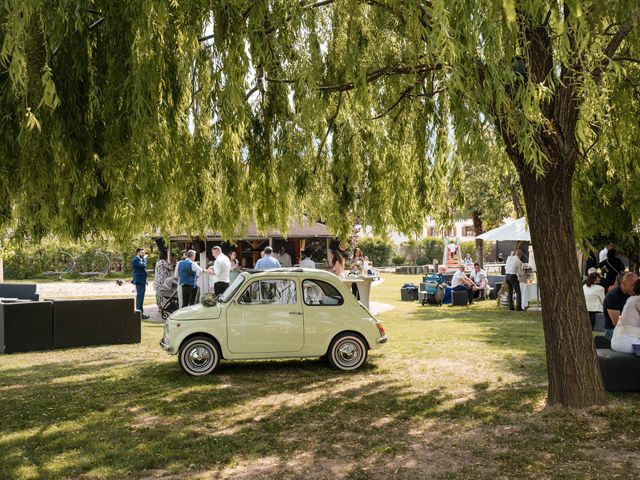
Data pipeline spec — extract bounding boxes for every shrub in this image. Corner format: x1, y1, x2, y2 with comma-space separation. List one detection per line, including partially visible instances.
415, 255, 430, 266
418, 237, 444, 264
358, 237, 393, 266
391, 254, 406, 266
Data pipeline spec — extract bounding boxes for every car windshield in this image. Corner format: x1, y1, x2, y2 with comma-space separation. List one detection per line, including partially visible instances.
218, 275, 245, 303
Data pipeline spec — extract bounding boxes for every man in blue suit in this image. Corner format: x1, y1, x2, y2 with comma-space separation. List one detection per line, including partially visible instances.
131, 247, 150, 319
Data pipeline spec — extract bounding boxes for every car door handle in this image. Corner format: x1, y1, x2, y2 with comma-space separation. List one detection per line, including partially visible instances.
289, 311, 303, 315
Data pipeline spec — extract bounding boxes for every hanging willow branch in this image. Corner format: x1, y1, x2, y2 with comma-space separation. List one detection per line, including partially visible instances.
263, 63, 442, 93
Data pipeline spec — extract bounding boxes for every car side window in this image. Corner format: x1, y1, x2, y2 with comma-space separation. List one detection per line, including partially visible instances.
303, 280, 344, 306
238, 282, 261, 304
239, 280, 297, 305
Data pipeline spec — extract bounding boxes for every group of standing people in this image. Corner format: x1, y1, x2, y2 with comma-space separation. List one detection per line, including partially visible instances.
596, 242, 626, 291
330, 248, 373, 278
133, 246, 242, 314
175, 247, 240, 306
132, 243, 360, 314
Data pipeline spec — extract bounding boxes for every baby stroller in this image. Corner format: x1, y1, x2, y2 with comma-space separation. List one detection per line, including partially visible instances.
157, 276, 179, 320
420, 274, 445, 306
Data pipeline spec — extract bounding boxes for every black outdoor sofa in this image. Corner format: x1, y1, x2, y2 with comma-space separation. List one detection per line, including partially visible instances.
0, 294, 141, 354
594, 336, 640, 392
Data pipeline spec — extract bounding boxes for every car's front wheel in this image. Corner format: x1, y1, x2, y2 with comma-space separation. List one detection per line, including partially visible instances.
179, 336, 221, 376
327, 333, 368, 371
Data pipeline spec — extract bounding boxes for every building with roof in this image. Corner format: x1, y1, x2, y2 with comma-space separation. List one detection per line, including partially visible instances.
154, 219, 336, 269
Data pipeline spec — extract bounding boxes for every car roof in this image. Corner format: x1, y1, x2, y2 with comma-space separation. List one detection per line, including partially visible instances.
240, 268, 337, 280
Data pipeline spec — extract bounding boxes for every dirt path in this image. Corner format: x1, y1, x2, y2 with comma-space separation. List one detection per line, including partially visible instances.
36, 280, 145, 300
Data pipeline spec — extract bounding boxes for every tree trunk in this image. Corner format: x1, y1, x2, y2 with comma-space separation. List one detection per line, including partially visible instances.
518, 158, 606, 407
512, 192, 525, 218
472, 211, 484, 267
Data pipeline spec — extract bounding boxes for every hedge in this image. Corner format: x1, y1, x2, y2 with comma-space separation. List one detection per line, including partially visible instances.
402, 237, 445, 265
358, 237, 394, 266
3, 238, 155, 280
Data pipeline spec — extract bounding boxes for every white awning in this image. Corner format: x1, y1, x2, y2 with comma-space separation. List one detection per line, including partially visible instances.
475, 217, 531, 241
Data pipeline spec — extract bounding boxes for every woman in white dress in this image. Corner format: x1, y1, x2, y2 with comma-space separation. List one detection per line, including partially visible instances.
611, 279, 640, 353
583, 271, 605, 330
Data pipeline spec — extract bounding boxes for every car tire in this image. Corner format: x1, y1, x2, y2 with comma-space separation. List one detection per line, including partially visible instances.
178, 336, 221, 376
327, 332, 368, 371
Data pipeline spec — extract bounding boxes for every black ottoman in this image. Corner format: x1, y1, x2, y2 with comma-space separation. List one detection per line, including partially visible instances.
400, 285, 418, 301
0, 301, 54, 353
597, 349, 640, 392
452, 290, 469, 306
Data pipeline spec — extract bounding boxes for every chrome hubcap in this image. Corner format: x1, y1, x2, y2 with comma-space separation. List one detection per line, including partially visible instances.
187, 345, 213, 371
336, 340, 362, 367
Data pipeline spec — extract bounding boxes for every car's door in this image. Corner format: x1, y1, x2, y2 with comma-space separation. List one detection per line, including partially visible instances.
226, 278, 304, 353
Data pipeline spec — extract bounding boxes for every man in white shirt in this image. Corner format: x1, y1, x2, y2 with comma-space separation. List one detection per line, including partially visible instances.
451, 264, 476, 304
277, 246, 292, 267
299, 248, 316, 268
504, 249, 524, 310
207, 246, 231, 295
469, 262, 491, 299
599, 242, 614, 262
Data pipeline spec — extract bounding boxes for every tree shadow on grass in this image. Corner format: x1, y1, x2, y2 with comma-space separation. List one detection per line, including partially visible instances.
0, 345, 564, 480
0, 302, 611, 479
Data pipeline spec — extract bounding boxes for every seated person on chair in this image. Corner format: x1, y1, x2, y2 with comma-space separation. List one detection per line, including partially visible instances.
603, 272, 638, 341
363, 256, 376, 276
469, 263, 490, 299
611, 277, 640, 353
436, 265, 448, 286
451, 264, 476, 304
583, 268, 605, 329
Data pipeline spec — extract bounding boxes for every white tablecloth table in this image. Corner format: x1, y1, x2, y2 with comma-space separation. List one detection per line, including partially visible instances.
341, 276, 375, 309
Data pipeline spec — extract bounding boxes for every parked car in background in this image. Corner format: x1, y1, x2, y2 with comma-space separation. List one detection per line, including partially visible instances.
160, 269, 387, 376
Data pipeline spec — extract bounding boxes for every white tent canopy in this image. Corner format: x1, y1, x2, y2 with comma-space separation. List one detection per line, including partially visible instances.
475, 217, 531, 241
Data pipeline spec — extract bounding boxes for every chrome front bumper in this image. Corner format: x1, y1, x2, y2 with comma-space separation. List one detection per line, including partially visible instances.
160, 339, 170, 351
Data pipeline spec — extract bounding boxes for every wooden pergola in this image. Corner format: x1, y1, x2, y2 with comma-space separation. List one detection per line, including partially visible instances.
154, 219, 336, 270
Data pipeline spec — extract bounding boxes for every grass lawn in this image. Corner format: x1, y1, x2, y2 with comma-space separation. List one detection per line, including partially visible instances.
1, 273, 639, 479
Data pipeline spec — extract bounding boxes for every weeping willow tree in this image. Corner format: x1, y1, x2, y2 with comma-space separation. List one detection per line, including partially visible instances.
574, 64, 640, 271
2, 0, 640, 406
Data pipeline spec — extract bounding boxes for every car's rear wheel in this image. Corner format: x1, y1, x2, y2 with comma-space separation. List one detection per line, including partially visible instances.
327, 333, 368, 371
179, 336, 221, 376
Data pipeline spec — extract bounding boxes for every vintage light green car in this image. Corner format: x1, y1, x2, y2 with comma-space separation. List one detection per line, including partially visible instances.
160, 268, 387, 376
